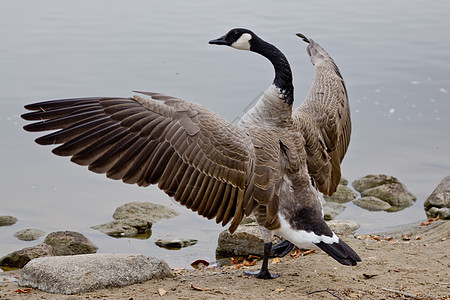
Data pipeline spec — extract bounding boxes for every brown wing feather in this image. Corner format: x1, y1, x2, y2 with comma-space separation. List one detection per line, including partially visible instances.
22, 92, 258, 233
293, 36, 351, 196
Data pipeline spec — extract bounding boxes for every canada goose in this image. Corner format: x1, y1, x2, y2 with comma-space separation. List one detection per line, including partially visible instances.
21, 28, 361, 279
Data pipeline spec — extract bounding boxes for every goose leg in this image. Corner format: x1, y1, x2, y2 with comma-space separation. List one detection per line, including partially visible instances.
270, 239, 295, 258
244, 242, 279, 279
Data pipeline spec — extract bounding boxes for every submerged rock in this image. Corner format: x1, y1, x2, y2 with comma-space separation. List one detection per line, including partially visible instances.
43, 231, 98, 256
0, 244, 54, 268
19, 253, 172, 294
13, 228, 46, 241
92, 218, 152, 237
216, 223, 281, 256
0, 216, 18, 227
155, 238, 197, 249
113, 202, 179, 224
322, 202, 346, 220
424, 175, 450, 219
323, 185, 358, 203
353, 196, 392, 211
352, 174, 416, 209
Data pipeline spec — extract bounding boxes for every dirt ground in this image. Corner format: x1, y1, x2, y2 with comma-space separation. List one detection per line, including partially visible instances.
1, 220, 449, 300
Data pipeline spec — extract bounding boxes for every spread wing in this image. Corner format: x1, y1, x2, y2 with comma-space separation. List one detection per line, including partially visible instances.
21, 92, 258, 233
293, 35, 351, 196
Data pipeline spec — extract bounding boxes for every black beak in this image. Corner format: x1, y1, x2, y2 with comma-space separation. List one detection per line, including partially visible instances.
209, 34, 228, 45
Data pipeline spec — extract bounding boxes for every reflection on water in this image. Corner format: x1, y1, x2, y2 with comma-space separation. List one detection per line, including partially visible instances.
1, 0, 449, 268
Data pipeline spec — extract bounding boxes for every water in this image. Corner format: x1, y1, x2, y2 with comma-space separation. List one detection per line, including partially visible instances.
1, 0, 449, 268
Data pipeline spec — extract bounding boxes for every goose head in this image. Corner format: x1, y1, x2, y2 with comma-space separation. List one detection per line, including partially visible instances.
209, 28, 255, 51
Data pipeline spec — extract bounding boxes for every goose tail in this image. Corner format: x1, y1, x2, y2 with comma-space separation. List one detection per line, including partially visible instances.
315, 238, 361, 266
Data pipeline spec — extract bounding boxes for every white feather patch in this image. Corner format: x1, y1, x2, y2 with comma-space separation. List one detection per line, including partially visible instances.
275, 213, 339, 250
231, 33, 252, 51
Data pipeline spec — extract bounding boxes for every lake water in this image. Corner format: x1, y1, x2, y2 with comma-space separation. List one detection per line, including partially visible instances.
1, 0, 449, 268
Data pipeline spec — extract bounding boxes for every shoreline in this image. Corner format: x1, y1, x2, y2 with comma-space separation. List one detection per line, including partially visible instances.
1, 220, 449, 299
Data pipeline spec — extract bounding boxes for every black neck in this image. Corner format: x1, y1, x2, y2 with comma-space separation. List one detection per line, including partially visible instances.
251, 37, 294, 105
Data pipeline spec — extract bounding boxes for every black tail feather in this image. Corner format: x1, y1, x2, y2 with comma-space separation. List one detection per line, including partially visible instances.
315, 239, 361, 266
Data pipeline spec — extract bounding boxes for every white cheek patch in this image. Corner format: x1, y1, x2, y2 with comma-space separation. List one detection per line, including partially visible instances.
231, 33, 252, 51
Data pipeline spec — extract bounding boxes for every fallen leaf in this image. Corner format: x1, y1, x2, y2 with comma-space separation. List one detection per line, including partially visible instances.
247, 255, 260, 260
402, 234, 410, 241
230, 257, 241, 264
190, 284, 208, 291
370, 235, 381, 241
415, 236, 422, 240
271, 257, 282, 264
191, 259, 209, 270
158, 288, 167, 296
243, 260, 256, 266
290, 249, 302, 258
385, 236, 393, 241
14, 288, 31, 294
273, 288, 285, 292
363, 273, 377, 279
302, 249, 316, 256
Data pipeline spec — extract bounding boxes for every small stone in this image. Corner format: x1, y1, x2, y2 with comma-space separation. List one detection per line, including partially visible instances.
340, 177, 349, 186
0, 216, 18, 226
323, 186, 358, 203
353, 197, 392, 211
326, 220, 360, 236
112, 202, 178, 224
19, 254, 172, 294
43, 231, 98, 256
92, 218, 152, 237
323, 202, 346, 220
13, 228, 46, 241
155, 238, 198, 249
428, 207, 450, 220
216, 223, 281, 256
0, 244, 54, 268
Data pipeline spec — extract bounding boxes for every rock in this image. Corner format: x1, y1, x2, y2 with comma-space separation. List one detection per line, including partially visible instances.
353, 174, 416, 208
13, 228, 46, 241
216, 223, 281, 256
424, 175, 450, 210
353, 196, 392, 211
112, 202, 179, 224
340, 177, 349, 186
92, 218, 152, 237
352, 174, 399, 193
43, 231, 98, 256
428, 207, 450, 220
322, 202, 346, 220
326, 220, 360, 236
155, 238, 197, 249
0, 244, 54, 268
0, 215, 18, 226
19, 253, 172, 294
323, 186, 358, 203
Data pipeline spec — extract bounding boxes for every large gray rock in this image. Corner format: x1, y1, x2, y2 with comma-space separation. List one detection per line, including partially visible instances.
0, 244, 54, 268
322, 202, 346, 220
92, 218, 152, 237
0, 215, 17, 226
353, 174, 416, 208
216, 223, 281, 256
353, 196, 392, 211
323, 186, 358, 203
19, 254, 172, 294
352, 174, 399, 193
113, 202, 179, 223
13, 228, 46, 241
424, 176, 450, 217
44, 231, 98, 256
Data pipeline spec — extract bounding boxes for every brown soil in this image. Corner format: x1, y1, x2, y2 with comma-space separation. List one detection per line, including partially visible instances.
1, 221, 449, 300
